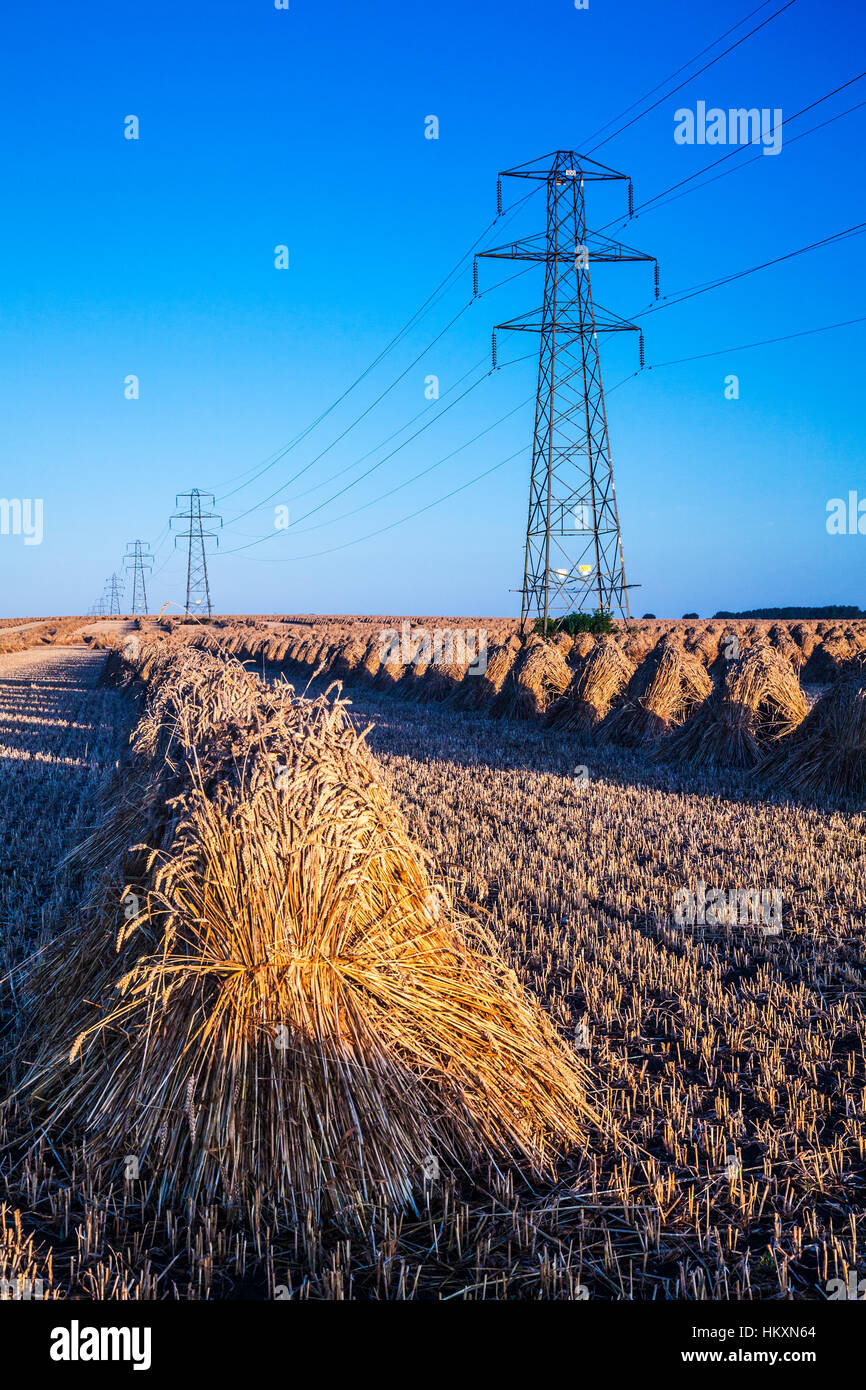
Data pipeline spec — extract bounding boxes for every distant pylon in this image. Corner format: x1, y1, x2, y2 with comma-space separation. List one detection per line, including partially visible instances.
171, 489, 222, 619
104, 573, 124, 616
477, 149, 658, 629
123, 540, 153, 615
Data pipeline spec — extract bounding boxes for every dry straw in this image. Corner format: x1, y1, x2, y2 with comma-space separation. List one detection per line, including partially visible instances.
415, 655, 471, 703
492, 636, 573, 721
757, 655, 866, 803
621, 627, 657, 664
684, 627, 722, 667
545, 638, 635, 732
11, 646, 590, 1222
329, 637, 367, 680
451, 635, 521, 710
661, 642, 807, 768
372, 640, 406, 690
570, 632, 597, 661
357, 637, 383, 685
396, 633, 433, 699
597, 636, 711, 747
767, 623, 804, 670
790, 622, 821, 665
802, 632, 859, 684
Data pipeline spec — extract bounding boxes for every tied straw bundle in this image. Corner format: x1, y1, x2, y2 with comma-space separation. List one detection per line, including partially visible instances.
597, 636, 711, 747
662, 643, 807, 769
545, 638, 635, 732
11, 646, 591, 1222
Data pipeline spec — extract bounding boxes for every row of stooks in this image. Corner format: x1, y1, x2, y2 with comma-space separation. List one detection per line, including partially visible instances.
121, 619, 866, 802
0, 616, 92, 657
6, 641, 594, 1222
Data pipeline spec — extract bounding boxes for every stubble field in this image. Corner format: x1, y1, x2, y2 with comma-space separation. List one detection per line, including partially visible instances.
0, 615, 863, 1300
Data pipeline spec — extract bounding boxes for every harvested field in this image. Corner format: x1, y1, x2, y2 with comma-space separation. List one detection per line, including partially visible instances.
0, 618, 863, 1308
0, 644, 137, 1156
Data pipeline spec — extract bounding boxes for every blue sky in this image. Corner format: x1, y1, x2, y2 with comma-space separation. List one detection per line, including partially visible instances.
0, 0, 863, 618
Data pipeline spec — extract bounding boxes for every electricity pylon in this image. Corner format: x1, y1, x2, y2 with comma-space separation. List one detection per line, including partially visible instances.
104, 573, 124, 616
171, 489, 222, 619
123, 540, 153, 615
477, 150, 658, 629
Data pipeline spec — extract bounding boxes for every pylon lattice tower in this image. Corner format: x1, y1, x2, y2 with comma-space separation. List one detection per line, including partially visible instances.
478, 150, 657, 629
104, 572, 124, 616
171, 489, 222, 619
123, 540, 153, 615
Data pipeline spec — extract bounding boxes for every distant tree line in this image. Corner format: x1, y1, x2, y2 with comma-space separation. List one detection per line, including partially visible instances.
712, 606, 866, 620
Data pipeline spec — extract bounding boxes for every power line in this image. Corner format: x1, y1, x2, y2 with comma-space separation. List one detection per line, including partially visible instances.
287, 353, 489, 504
214, 185, 542, 505
219, 78, 862, 555
647, 311, 866, 368
220, 363, 496, 553
119, 28, 862, 599
217, 212, 861, 562
227, 446, 528, 566
220, 348, 541, 554
219, 307, 864, 569
223, 355, 638, 563
634, 221, 866, 319
209, 28, 850, 557
220, 255, 539, 531
213, 5, 799, 527
148, 543, 176, 585
585, 0, 799, 154
635, 95, 866, 222
602, 71, 866, 232
228, 375, 533, 546
579, 0, 785, 148
221, 299, 478, 527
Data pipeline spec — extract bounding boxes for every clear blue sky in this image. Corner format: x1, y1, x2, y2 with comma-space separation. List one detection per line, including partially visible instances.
0, 0, 863, 618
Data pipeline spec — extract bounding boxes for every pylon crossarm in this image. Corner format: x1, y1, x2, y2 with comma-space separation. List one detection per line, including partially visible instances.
480, 235, 653, 267
495, 313, 640, 336
586, 231, 657, 263
478, 234, 549, 263
500, 150, 630, 182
